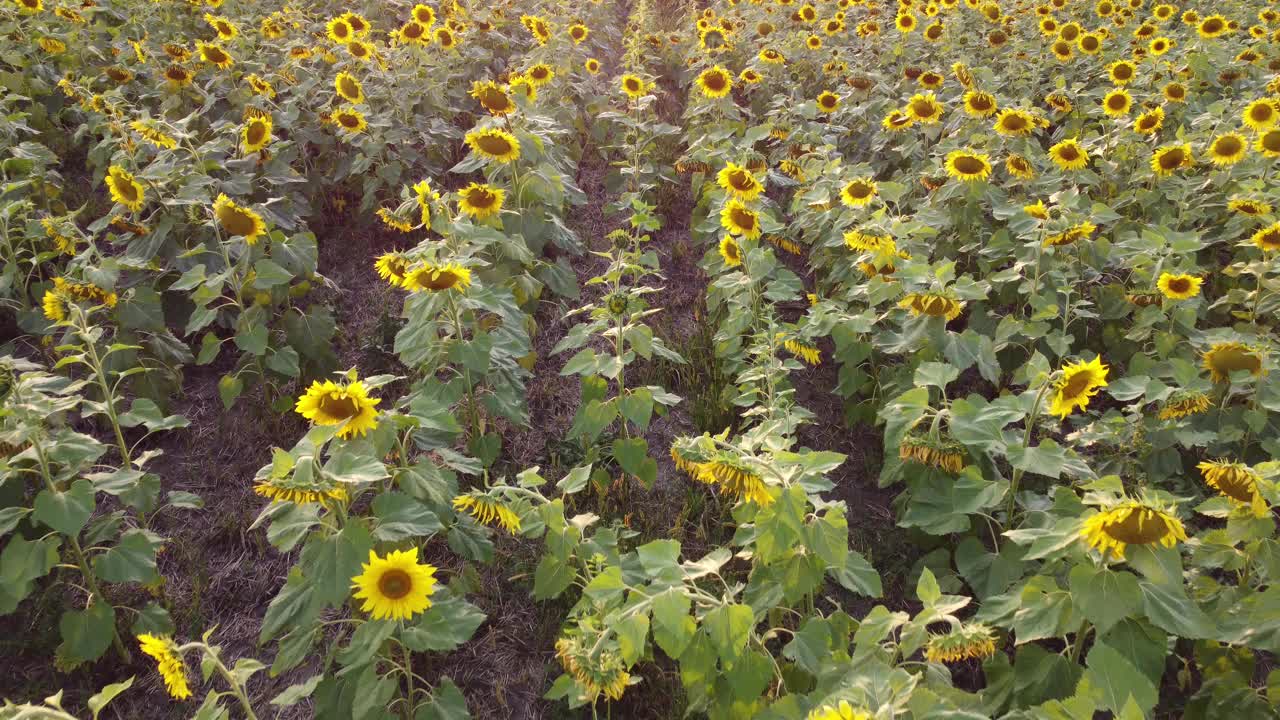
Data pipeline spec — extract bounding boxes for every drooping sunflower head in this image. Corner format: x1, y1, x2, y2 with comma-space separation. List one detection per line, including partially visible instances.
1157, 390, 1210, 420
719, 198, 761, 238
457, 182, 505, 220
1023, 200, 1049, 220
1049, 139, 1089, 170
464, 127, 521, 164
1151, 143, 1193, 176
138, 634, 191, 700
1202, 341, 1263, 383
883, 109, 915, 132
1050, 355, 1109, 418
1156, 272, 1202, 300
434, 27, 458, 48
1006, 153, 1036, 180
453, 493, 522, 533
351, 548, 437, 621
105, 165, 145, 212
1228, 198, 1273, 217
899, 427, 965, 473
197, 41, 233, 69
924, 623, 998, 663
1208, 133, 1248, 166
1252, 222, 1280, 252
899, 291, 963, 320
906, 92, 944, 123
716, 162, 763, 200
816, 90, 841, 113
806, 700, 872, 720
945, 149, 992, 182
1081, 498, 1187, 559
295, 376, 381, 437
254, 470, 347, 506
375, 253, 411, 287
42, 287, 69, 323
213, 194, 266, 244
701, 457, 774, 506
1197, 460, 1264, 505
696, 65, 733, 98
403, 262, 472, 293
963, 90, 997, 118
555, 635, 631, 702
840, 178, 878, 207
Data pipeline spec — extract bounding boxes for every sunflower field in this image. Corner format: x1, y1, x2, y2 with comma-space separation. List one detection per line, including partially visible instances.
2, 0, 1280, 716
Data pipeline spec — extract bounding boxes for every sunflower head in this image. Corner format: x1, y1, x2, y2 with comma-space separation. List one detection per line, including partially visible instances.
1203, 341, 1263, 383
719, 199, 761, 238
620, 74, 648, 99
351, 548, 437, 621
105, 166, 145, 212
840, 178, 878, 207
254, 469, 347, 506
294, 377, 381, 437
375, 253, 411, 286
807, 700, 872, 720
963, 90, 997, 117
1050, 355, 1109, 418
1229, 199, 1273, 217
453, 493, 522, 533
816, 90, 841, 113
1081, 497, 1187, 559
924, 623, 998, 663
696, 66, 733, 98
1049, 139, 1089, 170
945, 150, 992, 182
403, 263, 472, 293
906, 92, 944, 123
464, 127, 521, 164
458, 182, 505, 220
1158, 390, 1210, 420
1253, 222, 1280, 252
137, 634, 191, 700
1151, 144, 1193, 176
718, 235, 744, 267
213, 194, 266, 244
1156, 272, 1202, 300
716, 162, 763, 200
1208, 133, 1248, 166
241, 116, 273, 154
899, 291, 963, 320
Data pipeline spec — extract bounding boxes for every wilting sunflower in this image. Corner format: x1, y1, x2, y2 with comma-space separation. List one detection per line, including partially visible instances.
899, 428, 965, 472
720, 199, 761, 238
701, 459, 774, 506
377, 208, 413, 233
326, 16, 354, 43
351, 548, 437, 621
844, 229, 892, 251
994, 108, 1038, 137
241, 115, 272, 154
696, 66, 733, 98
945, 150, 992, 182
840, 178, 878, 207
1157, 272, 1202, 300
246, 74, 275, 98
295, 375, 381, 437
1133, 107, 1164, 135
1081, 498, 1187, 559
1102, 88, 1132, 117
1242, 99, 1278, 131
334, 71, 364, 104
1049, 139, 1089, 170
717, 162, 763, 201
130, 121, 177, 150
816, 91, 841, 113
403, 263, 472, 293
1228, 199, 1272, 216
457, 182, 505, 220
1203, 341, 1263, 383
197, 41, 233, 69
254, 471, 347, 506
1006, 154, 1036, 180
138, 634, 191, 700
42, 287, 68, 322
906, 92, 944, 123
203, 12, 237, 41
1197, 460, 1264, 505
412, 179, 436, 226
620, 74, 648, 99
782, 337, 821, 365
454, 493, 522, 533
213, 194, 266, 244
1151, 144, 1194, 176
375, 253, 411, 287
925, 623, 998, 663
1207, 133, 1247, 166
899, 291, 963, 320
331, 106, 368, 134
807, 700, 871, 720
1024, 200, 1049, 220
104, 166, 145, 212
1050, 355, 1109, 417
464, 127, 520, 164
1257, 130, 1280, 159
555, 636, 630, 702
963, 90, 997, 118
1158, 390, 1211, 420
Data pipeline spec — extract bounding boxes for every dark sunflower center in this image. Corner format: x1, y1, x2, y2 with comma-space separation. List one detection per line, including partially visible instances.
1214, 137, 1242, 156
1202, 18, 1223, 32
377, 569, 413, 599
625, 78, 641, 92
1214, 469, 1255, 502
845, 181, 873, 199
1211, 347, 1261, 374
728, 170, 754, 191
1158, 149, 1185, 169
725, 242, 740, 260
1010, 157, 1029, 172
1167, 278, 1190, 293
438, 30, 454, 45
1082, 36, 1098, 50
339, 113, 361, 128
1251, 105, 1275, 123
113, 177, 138, 202
1060, 369, 1096, 398
1262, 132, 1280, 153
349, 42, 368, 57
820, 95, 836, 108
705, 72, 727, 91
167, 67, 187, 81
1139, 116, 1157, 130
1167, 85, 1184, 98
1002, 115, 1028, 131
217, 204, 257, 237
911, 99, 936, 117
404, 22, 425, 39
1104, 509, 1171, 545
920, 296, 953, 316
731, 207, 756, 230
318, 393, 359, 420
334, 23, 350, 39
246, 121, 267, 145
207, 48, 228, 63
531, 67, 549, 80
475, 135, 513, 155
1058, 145, 1080, 161
339, 77, 360, 98
414, 268, 460, 290
971, 96, 992, 111
414, 8, 432, 22
953, 156, 985, 175
466, 189, 496, 208
1258, 229, 1280, 248
1107, 95, 1127, 110
1113, 65, 1132, 80
572, 27, 585, 39
217, 21, 231, 35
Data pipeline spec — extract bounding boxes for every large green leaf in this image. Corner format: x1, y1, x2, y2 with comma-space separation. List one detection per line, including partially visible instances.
95, 529, 160, 584
33, 478, 95, 537
59, 600, 115, 664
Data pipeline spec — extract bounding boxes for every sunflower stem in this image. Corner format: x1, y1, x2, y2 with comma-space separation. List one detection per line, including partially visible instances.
401, 632, 415, 720
1068, 619, 1091, 664
1004, 379, 1052, 537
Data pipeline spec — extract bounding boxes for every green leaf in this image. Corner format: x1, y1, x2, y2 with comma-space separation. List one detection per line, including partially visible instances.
416, 677, 471, 720
0, 535, 59, 614
917, 567, 942, 605
584, 565, 625, 606
252, 259, 293, 289
915, 361, 960, 389
557, 464, 592, 494
372, 492, 443, 541
532, 554, 573, 600
449, 331, 493, 375
832, 550, 883, 597
704, 603, 754, 665
1069, 565, 1142, 635
401, 593, 486, 653
337, 618, 396, 670
270, 675, 322, 707
1083, 642, 1158, 715
619, 388, 655, 430
560, 348, 599, 376
131, 602, 174, 636
725, 649, 772, 703
0, 507, 30, 536
782, 617, 831, 675
615, 612, 649, 665
1138, 580, 1218, 638
612, 437, 656, 487
636, 539, 682, 583
33, 478, 96, 537
59, 601, 115, 664
88, 676, 135, 719
301, 522, 372, 608
217, 374, 243, 409
259, 568, 320, 644
94, 529, 160, 584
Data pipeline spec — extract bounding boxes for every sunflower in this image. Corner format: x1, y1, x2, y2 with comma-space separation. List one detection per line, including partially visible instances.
296, 376, 381, 437
403, 263, 472, 293
398, 20, 429, 45
346, 40, 374, 61
1078, 32, 1103, 53
246, 74, 275, 98
807, 700, 872, 720
1102, 88, 1132, 117
254, 472, 347, 506
554, 637, 631, 702
844, 229, 892, 251
884, 110, 915, 132
906, 92, 944, 123
203, 12, 237, 41
1046, 139, 1088, 171
1081, 498, 1186, 559
760, 48, 785, 64
840, 178, 878, 207
1203, 341, 1263, 383
130, 121, 177, 150
696, 66, 732, 98
1049, 355, 1109, 417
1133, 107, 1164, 135
945, 150, 992, 182
924, 624, 998, 663
720, 199, 761, 238
899, 428, 965, 472
1229, 199, 1272, 216
434, 27, 458, 49
197, 41, 232, 69
138, 634, 191, 700
585, 58, 601, 75
241, 116, 272, 154
525, 63, 555, 87
1163, 82, 1187, 103
701, 460, 774, 506
816, 91, 841, 113
568, 23, 589, 43
1151, 144, 1193, 176
377, 208, 413, 233
464, 127, 520, 164
333, 72, 364, 104
1242, 99, 1278, 132
1149, 36, 1172, 54
42, 287, 68, 322
1257, 130, 1280, 159
717, 162, 764, 201
963, 90, 998, 118
375, 253, 411, 286
1208, 133, 1248, 166
991, 108, 1036, 137
454, 493, 522, 533
351, 549, 437, 621
782, 337, 821, 365
899, 292, 963, 320
1157, 390, 1211, 420
1003, 154, 1034, 180
1197, 460, 1264, 505
1107, 60, 1136, 85
1156, 272, 1202, 300
620, 74, 648, 99
326, 16, 354, 43
457, 182, 505, 220
104, 166, 145, 212
411, 4, 436, 27
718, 235, 743, 267
1197, 14, 1229, 37
331, 107, 368, 134
740, 69, 761, 84
896, 10, 918, 32
14, 0, 42, 13
213, 194, 266, 245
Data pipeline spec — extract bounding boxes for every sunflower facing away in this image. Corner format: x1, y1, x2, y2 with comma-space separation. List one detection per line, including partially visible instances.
1050, 355, 1109, 417
351, 548, 437, 621
700, 459, 774, 506
402, 263, 472, 293
925, 623, 998, 663
899, 292, 963, 320
1157, 272, 1202, 300
720, 199, 761, 238
138, 634, 191, 700
464, 127, 521, 164
254, 471, 347, 506
1197, 460, 1265, 506
1049, 139, 1089, 170
453, 493, 522, 533
458, 182, 505, 220
696, 66, 733, 98
1228, 199, 1272, 216
213, 194, 266, 245
1158, 390, 1210, 420
807, 701, 872, 720
1202, 341, 1263, 383
105, 166, 145, 212
295, 376, 381, 438
1081, 498, 1187, 559
197, 41, 233, 69
945, 150, 992, 182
